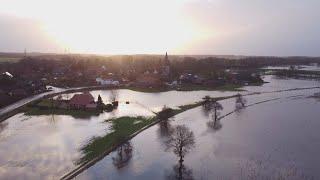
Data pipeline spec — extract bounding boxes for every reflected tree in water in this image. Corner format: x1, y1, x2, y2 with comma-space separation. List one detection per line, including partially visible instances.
112, 141, 133, 169
158, 106, 175, 138
166, 162, 194, 180
158, 119, 174, 138
235, 93, 247, 111
207, 119, 222, 131
166, 125, 195, 180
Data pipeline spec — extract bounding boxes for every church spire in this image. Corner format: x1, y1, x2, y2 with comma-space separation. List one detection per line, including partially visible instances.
164, 52, 169, 64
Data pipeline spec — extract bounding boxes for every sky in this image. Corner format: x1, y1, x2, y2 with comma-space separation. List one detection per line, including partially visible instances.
0, 0, 319, 56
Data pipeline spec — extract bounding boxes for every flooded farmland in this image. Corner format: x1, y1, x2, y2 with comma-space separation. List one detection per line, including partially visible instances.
0, 75, 320, 180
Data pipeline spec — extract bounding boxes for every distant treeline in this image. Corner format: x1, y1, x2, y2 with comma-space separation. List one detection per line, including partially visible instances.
1, 54, 320, 79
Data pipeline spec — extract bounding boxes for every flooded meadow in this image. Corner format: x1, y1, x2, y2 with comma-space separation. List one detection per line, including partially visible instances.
0, 75, 320, 180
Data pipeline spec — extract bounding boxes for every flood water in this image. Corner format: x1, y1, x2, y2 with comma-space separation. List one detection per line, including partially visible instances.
77, 82, 320, 180
0, 75, 319, 180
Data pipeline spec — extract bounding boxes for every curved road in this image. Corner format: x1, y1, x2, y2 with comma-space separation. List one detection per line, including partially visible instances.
0, 86, 65, 117
0, 86, 94, 118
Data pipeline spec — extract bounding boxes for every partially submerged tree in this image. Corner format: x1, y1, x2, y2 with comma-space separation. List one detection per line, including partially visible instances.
166, 125, 195, 163
202, 96, 223, 122
166, 125, 195, 180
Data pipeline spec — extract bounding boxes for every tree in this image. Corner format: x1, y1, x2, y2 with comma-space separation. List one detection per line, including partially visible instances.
202, 97, 223, 122
158, 106, 174, 120
235, 93, 247, 111
97, 94, 104, 109
166, 125, 195, 163
166, 125, 195, 180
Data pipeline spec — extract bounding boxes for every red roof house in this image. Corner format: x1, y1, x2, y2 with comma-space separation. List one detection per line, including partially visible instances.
69, 92, 96, 109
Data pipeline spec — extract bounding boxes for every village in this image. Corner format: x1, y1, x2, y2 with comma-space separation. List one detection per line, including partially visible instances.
0, 53, 268, 109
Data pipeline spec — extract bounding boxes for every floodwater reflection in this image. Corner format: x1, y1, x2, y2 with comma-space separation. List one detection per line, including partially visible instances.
112, 141, 133, 169
206, 120, 222, 132
166, 163, 194, 180
158, 120, 174, 138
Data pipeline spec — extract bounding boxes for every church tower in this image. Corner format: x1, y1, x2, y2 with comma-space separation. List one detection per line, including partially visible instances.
164, 52, 169, 65
161, 52, 171, 79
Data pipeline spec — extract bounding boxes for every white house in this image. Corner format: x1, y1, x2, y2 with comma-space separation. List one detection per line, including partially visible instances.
96, 78, 120, 86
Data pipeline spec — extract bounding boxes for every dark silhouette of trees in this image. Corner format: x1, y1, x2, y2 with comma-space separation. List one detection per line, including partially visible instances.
112, 141, 133, 169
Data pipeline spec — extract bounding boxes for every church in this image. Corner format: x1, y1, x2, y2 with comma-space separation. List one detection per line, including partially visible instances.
161, 52, 171, 78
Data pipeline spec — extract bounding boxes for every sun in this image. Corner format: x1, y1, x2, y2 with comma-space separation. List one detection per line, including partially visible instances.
39, 0, 203, 54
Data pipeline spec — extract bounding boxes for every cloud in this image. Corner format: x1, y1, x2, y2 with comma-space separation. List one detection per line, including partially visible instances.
0, 0, 320, 55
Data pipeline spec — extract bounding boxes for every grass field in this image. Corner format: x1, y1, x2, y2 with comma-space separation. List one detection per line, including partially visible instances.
78, 116, 155, 164
0, 57, 21, 63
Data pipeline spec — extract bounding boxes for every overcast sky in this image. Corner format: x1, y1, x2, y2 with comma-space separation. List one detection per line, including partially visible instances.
0, 0, 319, 56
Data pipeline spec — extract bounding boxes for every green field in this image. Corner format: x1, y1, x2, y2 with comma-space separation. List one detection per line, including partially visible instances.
78, 116, 155, 164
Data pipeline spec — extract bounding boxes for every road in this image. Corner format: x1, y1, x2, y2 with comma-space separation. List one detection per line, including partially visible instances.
0, 85, 106, 119
0, 86, 66, 117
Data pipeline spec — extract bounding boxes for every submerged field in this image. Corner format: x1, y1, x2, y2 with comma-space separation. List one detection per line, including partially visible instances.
0, 74, 320, 179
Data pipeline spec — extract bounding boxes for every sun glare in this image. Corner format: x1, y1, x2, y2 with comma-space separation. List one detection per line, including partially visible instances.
19, 0, 202, 54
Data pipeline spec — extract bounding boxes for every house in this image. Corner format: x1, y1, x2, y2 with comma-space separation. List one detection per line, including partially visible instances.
135, 74, 163, 87
96, 78, 120, 86
69, 92, 97, 109
179, 73, 203, 84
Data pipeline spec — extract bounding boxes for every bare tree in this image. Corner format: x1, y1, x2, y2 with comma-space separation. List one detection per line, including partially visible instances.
166, 125, 195, 163
166, 125, 195, 180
